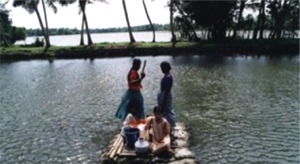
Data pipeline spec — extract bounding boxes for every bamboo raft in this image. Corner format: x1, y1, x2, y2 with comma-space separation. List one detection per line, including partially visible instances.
100, 122, 199, 164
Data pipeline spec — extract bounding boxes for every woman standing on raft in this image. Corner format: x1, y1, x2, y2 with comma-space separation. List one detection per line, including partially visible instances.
157, 61, 176, 127
115, 59, 146, 121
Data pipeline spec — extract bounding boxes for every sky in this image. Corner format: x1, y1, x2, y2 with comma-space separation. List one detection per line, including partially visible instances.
6, 0, 170, 29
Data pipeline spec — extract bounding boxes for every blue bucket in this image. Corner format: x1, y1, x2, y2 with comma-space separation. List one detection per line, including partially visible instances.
124, 127, 140, 148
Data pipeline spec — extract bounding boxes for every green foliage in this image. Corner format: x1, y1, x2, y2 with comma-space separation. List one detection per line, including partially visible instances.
18, 37, 44, 47
32, 37, 44, 47
180, 1, 237, 40
13, 0, 37, 14
11, 27, 26, 42
176, 0, 299, 40
267, 0, 299, 38
0, 3, 26, 46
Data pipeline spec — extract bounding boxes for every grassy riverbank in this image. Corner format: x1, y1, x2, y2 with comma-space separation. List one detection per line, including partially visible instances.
0, 39, 299, 60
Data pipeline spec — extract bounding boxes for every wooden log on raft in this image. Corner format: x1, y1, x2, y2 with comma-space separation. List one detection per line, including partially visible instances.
107, 135, 120, 156
106, 135, 119, 158
109, 135, 123, 158
116, 140, 124, 155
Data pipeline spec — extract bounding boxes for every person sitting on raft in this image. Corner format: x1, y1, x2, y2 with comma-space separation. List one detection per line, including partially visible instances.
121, 102, 145, 141
123, 102, 145, 127
144, 106, 172, 155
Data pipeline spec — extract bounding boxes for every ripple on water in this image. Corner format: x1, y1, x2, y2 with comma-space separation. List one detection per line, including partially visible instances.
0, 56, 299, 163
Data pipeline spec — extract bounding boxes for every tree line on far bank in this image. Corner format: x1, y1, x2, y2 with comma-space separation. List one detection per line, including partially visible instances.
0, 0, 299, 48
25, 24, 170, 37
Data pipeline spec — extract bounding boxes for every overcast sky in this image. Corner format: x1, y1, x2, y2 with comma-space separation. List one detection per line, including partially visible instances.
6, 0, 170, 29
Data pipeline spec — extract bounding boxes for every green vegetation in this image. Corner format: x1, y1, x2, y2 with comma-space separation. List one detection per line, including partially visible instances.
0, 2, 26, 46
1, 42, 194, 55
1, 39, 298, 60
175, 0, 299, 41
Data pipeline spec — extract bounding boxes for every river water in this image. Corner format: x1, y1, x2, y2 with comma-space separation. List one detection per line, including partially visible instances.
14, 31, 300, 46
15, 31, 172, 46
0, 54, 299, 163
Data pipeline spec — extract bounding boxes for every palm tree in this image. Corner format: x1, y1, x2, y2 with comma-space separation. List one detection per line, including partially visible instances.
169, 0, 177, 47
80, 12, 85, 45
13, 0, 51, 47
42, 0, 58, 47
57, 0, 84, 44
258, 0, 266, 39
251, 0, 266, 40
122, 0, 135, 44
174, 2, 198, 41
233, 0, 246, 39
79, 0, 93, 45
58, 0, 107, 46
142, 0, 155, 42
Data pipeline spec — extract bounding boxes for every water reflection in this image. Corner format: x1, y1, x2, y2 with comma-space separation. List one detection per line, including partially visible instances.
0, 55, 299, 163
172, 55, 227, 68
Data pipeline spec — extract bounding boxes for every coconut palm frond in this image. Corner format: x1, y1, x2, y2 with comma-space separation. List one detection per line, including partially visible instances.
96, 0, 108, 4
13, 0, 26, 7
0, 0, 9, 9
13, 0, 37, 14
58, 0, 76, 6
46, 0, 58, 13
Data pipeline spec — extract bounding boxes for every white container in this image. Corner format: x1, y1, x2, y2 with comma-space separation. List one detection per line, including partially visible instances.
134, 137, 150, 154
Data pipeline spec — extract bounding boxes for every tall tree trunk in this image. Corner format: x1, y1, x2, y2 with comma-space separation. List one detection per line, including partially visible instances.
275, 19, 283, 39
207, 26, 212, 40
80, 13, 85, 45
275, 0, 289, 39
259, 0, 265, 39
79, 0, 93, 46
242, 30, 245, 39
270, 30, 276, 39
252, 11, 261, 40
33, 4, 48, 47
247, 30, 251, 39
233, 0, 246, 39
227, 29, 232, 37
122, 0, 135, 44
142, 0, 155, 42
41, 0, 51, 47
83, 11, 93, 45
170, 0, 177, 47
201, 30, 205, 40
174, 3, 198, 40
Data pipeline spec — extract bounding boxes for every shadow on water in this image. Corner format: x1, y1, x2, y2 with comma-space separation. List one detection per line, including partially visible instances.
171, 53, 299, 69
171, 54, 227, 68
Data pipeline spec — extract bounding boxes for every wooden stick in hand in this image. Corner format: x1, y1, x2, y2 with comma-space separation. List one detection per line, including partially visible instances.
141, 60, 147, 74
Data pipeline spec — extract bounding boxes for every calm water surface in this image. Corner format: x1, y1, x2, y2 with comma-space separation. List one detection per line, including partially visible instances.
15, 31, 172, 46
0, 55, 299, 163
15, 31, 300, 46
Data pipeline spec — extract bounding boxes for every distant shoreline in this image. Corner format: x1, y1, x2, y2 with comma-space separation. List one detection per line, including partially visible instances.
1, 39, 299, 61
